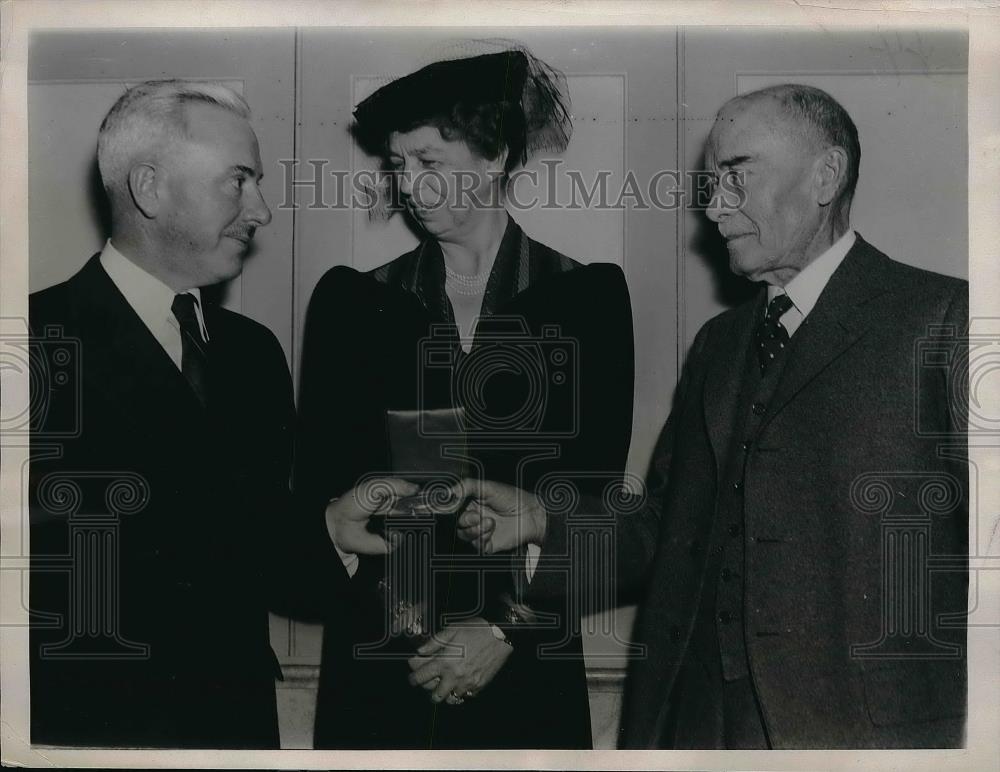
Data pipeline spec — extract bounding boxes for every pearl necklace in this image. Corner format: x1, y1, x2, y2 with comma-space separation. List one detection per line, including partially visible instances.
444, 263, 491, 296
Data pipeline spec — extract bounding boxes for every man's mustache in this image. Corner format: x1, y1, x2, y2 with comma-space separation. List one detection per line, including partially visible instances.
225, 226, 257, 243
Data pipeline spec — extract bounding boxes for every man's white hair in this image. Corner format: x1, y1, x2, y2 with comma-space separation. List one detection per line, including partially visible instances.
97, 79, 251, 204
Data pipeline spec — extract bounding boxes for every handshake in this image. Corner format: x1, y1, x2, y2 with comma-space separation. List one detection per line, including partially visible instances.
325, 477, 549, 556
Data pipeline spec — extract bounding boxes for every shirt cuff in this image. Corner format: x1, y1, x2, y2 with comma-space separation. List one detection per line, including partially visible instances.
334, 543, 360, 579
325, 497, 360, 578
525, 543, 541, 583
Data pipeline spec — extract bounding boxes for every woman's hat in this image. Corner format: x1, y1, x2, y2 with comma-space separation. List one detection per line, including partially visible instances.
352, 41, 572, 168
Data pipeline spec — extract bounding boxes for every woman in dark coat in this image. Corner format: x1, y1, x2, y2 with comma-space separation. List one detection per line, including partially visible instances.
296, 44, 634, 749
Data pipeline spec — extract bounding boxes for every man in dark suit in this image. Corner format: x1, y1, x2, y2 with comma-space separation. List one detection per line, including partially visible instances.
453, 83, 968, 748
28, 79, 372, 748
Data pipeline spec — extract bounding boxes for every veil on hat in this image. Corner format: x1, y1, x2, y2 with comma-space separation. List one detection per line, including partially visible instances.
421, 38, 574, 160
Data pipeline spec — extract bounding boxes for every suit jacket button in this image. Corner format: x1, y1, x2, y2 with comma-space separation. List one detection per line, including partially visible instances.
752, 402, 767, 415
718, 611, 733, 624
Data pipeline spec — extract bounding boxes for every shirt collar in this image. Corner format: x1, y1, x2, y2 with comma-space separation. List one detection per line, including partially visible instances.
99, 239, 208, 340
767, 229, 856, 316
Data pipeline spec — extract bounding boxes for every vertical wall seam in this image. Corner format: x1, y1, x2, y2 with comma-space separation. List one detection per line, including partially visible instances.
675, 27, 686, 383
290, 27, 301, 391
287, 26, 302, 659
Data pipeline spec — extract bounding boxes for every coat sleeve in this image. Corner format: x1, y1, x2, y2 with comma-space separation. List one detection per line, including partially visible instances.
473, 262, 635, 645
292, 267, 392, 601
942, 279, 969, 439
252, 320, 351, 622
572, 263, 635, 487
295, 267, 391, 507
526, 311, 713, 610
932, 278, 969, 652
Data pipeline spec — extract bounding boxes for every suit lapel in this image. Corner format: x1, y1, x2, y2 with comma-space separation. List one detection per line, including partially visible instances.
761, 236, 894, 430
703, 294, 762, 471
72, 256, 207, 437
200, 303, 245, 429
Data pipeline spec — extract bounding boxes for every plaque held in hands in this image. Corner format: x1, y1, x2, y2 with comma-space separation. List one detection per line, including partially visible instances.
378, 408, 471, 647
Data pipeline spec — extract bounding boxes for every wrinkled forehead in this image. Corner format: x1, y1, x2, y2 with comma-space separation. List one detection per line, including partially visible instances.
706, 97, 801, 166
387, 124, 451, 154
181, 101, 261, 163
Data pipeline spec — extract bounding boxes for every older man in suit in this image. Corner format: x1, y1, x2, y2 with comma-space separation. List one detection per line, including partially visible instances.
28, 80, 406, 748
452, 83, 968, 748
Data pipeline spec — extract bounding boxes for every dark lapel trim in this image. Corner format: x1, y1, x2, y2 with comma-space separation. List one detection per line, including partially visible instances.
478, 216, 525, 318
761, 234, 895, 429
376, 216, 530, 322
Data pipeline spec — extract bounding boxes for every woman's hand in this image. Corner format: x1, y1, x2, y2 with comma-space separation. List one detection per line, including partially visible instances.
451, 478, 547, 554
407, 617, 513, 704
325, 477, 419, 555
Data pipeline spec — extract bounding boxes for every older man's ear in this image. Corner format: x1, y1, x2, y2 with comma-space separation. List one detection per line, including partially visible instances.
813, 145, 849, 207
127, 162, 161, 219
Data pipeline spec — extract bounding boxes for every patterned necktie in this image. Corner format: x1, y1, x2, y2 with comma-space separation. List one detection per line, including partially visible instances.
754, 293, 794, 374
171, 293, 209, 406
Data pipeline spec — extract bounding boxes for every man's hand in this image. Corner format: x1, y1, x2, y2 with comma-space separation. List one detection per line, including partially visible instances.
451, 478, 547, 554
407, 617, 513, 704
325, 477, 419, 555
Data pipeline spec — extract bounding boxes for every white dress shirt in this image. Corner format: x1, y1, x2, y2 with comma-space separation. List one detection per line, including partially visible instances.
99, 239, 209, 366
767, 229, 856, 336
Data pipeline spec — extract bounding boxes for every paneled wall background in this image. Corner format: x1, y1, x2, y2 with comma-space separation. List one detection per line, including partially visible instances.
28, 27, 967, 748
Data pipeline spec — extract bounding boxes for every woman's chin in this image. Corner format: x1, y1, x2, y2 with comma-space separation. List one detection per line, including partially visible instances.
411, 211, 453, 237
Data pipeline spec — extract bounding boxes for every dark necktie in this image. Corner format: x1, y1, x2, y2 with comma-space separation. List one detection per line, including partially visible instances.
171, 293, 209, 406
754, 293, 794, 374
